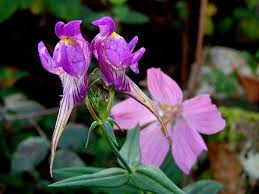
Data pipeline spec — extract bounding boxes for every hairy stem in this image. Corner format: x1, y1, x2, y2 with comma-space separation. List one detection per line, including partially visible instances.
106, 86, 115, 116
85, 96, 101, 122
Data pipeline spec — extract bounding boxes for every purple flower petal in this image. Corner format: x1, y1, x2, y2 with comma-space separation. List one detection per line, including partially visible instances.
104, 35, 130, 68
170, 118, 207, 174
128, 36, 138, 52
38, 42, 61, 75
140, 122, 170, 167
57, 41, 89, 77
92, 16, 115, 37
111, 98, 156, 129
55, 20, 84, 40
129, 47, 146, 73
182, 94, 225, 134
147, 68, 183, 106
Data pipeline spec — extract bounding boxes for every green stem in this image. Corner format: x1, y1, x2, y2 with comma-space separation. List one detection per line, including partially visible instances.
106, 86, 115, 116
106, 135, 132, 174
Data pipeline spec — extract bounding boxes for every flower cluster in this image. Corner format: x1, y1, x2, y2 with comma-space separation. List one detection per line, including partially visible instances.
112, 68, 225, 174
38, 16, 225, 176
38, 17, 165, 175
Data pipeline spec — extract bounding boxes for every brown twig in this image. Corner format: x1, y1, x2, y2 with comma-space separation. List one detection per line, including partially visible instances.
186, 0, 207, 97
180, 0, 190, 89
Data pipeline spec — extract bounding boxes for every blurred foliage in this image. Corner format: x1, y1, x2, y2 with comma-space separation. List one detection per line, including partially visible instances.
240, 50, 259, 75
0, 0, 149, 27
204, 70, 239, 97
210, 107, 259, 151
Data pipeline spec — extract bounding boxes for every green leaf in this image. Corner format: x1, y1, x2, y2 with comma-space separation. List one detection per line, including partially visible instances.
98, 184, 141, 194
50, 168, 128, 188
19, 0, 34, 9
58, 123, 88, 151
46, 0, 81, 20
11, 137, 49, 173
129, 165, 185, 194
53, 150, 85, 170
0, 0, 19, 23
54, 166, 103, 180
100, 121, 118, 147
85, 121, 98, 149
119, 128, 141, 167
183, 180, 223, 194
108, 0, 128, 5
113, 6, 149, 24
161, 154, 184, 185
4, 93, 45, 114
81, 6, 112, 29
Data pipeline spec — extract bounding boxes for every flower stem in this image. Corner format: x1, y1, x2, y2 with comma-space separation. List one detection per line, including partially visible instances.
106, 86, 115, 116
106, 135, 132, 174
85, 96, 101, 122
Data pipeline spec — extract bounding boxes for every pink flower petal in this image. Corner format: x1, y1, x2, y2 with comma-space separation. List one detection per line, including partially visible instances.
111, 98, 156, 129
171, 118, 207, 174
140, 122, 170, 167
182, 94, 225, 134
147, 68, 183, 106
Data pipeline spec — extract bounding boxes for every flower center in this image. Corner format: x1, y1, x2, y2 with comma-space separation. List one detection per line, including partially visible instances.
160, 104, 181, 125
62, 37, 77, 45
111, 32, 121, 39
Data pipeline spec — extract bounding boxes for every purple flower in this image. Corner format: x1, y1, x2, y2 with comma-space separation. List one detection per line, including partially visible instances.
111, 68, 225, 174
91, 17, 169, 137
91, 16, 145, 91
38, 20, 91, 176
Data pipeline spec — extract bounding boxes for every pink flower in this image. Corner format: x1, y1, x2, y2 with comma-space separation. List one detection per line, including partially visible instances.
111, 68, 225, 174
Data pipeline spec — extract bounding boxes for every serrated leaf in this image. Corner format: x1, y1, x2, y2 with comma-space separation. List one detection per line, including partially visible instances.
50, 168, 128, 188
130, 165, 185, 194
53, 150, 85, 170
119, 128, 141, 167
11, 137, 49, 172
58, 123, 88, 151
183, 180, 223, 194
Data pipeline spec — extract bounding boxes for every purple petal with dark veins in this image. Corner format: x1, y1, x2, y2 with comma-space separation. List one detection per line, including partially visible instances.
57, 41, 88, 77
